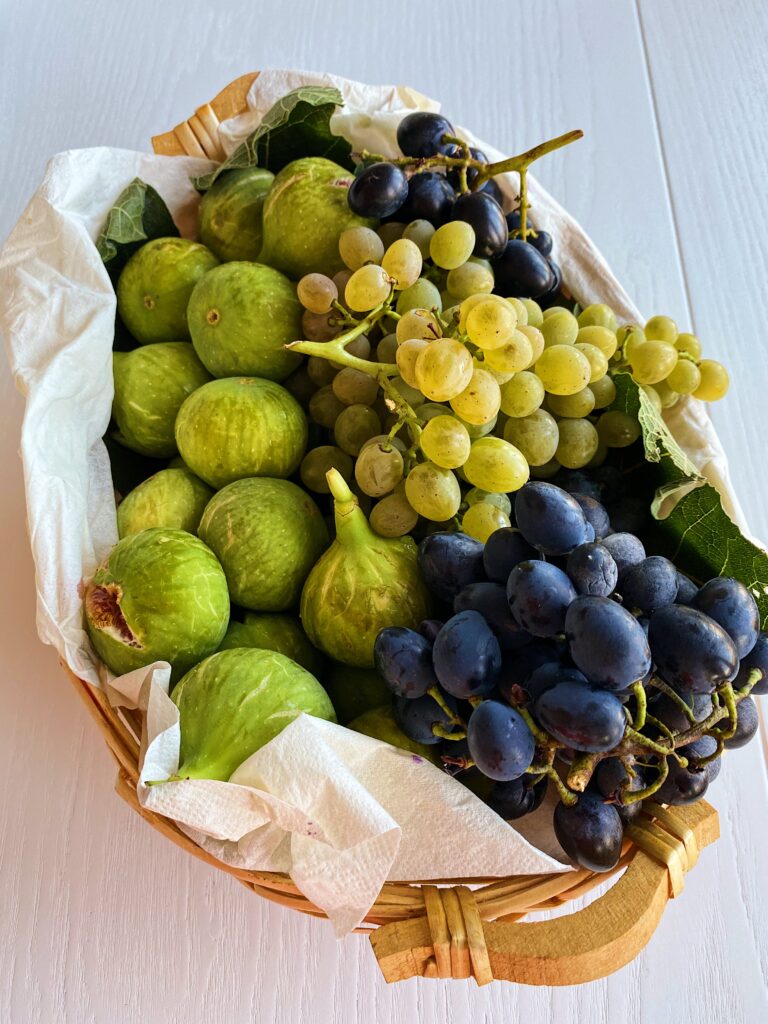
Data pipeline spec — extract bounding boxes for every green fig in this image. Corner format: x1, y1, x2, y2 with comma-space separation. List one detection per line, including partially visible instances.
117, 468, 214, 537
321, 662, 392, 725
218, 612, 324, 676
198, 167, 275, 262
259, 157, 375, 278
347, 705, 439, 764
300, 469, 431, 667
171, 648, 336, 780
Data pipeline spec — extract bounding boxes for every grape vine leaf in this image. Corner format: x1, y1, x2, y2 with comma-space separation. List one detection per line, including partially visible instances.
193, 86, 353, 192
96, 177, 178, 277
611, 373, 768, 627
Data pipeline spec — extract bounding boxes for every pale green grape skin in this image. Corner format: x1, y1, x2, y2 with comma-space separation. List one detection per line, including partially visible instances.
475, 358, 514, 385
465, 488, 512, 515
576, 325, 617, 359
389, 375, 427, 408
339, 226, 385, 270
382, 238, 423, 290
640, 384, 663, 413
405, 462, 462, 520
370, 491, 419, 537
503, 409, 560, 466
396, 278, 442, 315
462, 502, 511, 543
530, 457, 561, 479
675, 332, 702, 360
541, 310, 579, 347
429, 221, 476, 270
577, 303, 617, 332
521, 299, 543, 328
535, 345, 592, 395
459, 292, 509, 333
653, 379, 681, 409
396, 338, 430, 388
420, 415, 472, 469
377, 222, 406, 247
667, 359, 702, 395
547, 387, 595, 419
617, 324, 646, 362
303, 309, 339, 342
395, 308, 442, 344
297, 273, 338, 314
629, 340, 678, 385
300, 446, 354, 493
402, 219, 435, 259
517, 324, 545, 366
466, 299, 517, 350
354, 442, 405, 497
596, 410, 641, 448
499, 371, 545, 417
462, 415, 497, 439
449, 368, 502, 425
464, 437, 530, 492
645, 315, 678, 344
693, 360, 729, 401
503, 298, 528, 325
360, 434, 406, 454
331, 367, 380, 406
307, 355, 339, 387
589, 375, 617, 408
543, 305, 571, 320
555, 418, 599, 469
587, 442, 608, 468
376, 333, 399, 363
419, 402, 450, 422
447, 261, 494, 300
334, 404, 381, 455
575, 342, 609, 383
415, 338, 474, 401
345, 264, 392, 312
308, 385, 345, 427
482, 331, 533, 373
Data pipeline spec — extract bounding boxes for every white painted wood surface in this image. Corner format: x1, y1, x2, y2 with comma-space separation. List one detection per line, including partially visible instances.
1, 0, 767, 1019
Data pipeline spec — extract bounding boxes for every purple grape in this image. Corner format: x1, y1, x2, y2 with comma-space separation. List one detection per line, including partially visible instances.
467, 700, 535, 781
507, 560, 577, 637
454, 581, 532, 651
524, 663, 588, 701
373, 627, 438, 699
692, 577, 760, 658
514, 482, 591, 556
418, 619, 444, 644
432, 610, 501, 698
484, 775, 548, 820
649, 605, 739, 694
566, 543, 618, 597
650, 690, 712, 732
397, 171, 455, 226
492, 239, 554, 298
733, 631, 768, 695
565, 596, 652, 691
397, 112, 454, 158
535, 681, 627, 752
679, 735, 721, 783
601, 532, 646, 575
394, 690, 458, 745
554, 794, 623, 872
347, 162, 408, 218
451, 191, 508, 259
675, 573, 699, 606
571, 493, 611, 540
417, 532, 485, 602
620, 556, 679, 614
724, 696, 759, 749
655, 760, 709, 805
594, 758, 645, 824
482, 527, 541, 583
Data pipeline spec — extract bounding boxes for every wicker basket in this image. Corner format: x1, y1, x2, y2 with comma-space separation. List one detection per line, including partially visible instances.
68, 72, 720, 987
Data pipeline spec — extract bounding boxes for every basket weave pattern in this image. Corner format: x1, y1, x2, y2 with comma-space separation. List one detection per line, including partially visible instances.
70, 73, 720, 986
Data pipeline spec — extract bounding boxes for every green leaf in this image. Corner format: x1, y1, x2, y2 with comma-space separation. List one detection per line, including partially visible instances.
193, 86, 353, 192
610, 373, 768, 627
96, 178, 178, 276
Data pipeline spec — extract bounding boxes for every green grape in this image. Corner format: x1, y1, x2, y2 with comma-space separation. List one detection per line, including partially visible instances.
300, 445, 354, 493
446, 261, 494, 300
465, 488, 512, 515
616, 324, 646, 361
466, 298, 517, 350
462, 502, 511, 543
376, 333, 399, 363
307, 356, 339, 387
503, 409, 559, 466
462, 415, 497, 439
535, 345, 592, 395
675, 332, 702, 360
547, 387, 595, 418
629, 340, 678, 385
334, 404, 381, 455
419, 402, 450, 422
332, 269, 352, 295
370, 490, 419, 537
303, 309, 339, 342
331, 333, 371, 368
596, 410, 641, 448
415, 338, 474, 401
396, 278, 442, 315
499, 371, 545, 417
360, 433, 407, 453
388, 375, 427, 408
396, 338, 430, 388
482, 330, 533, 373
518, 324, 545, 366
541, 310, 579, 347
590, 374, 617, 408
587, 443, 608, 468
521, 299, 543, 328
693, 360, 729, 401
345, 264, 392, 312
402, 219, 436, 259
575, 342, 609, 383
283, 365, 316, 406
475, 358, 514, 385
382, 238, 423, 290
555, 418, 599, 469
354, 441, 404, 497
645, 314, 678, 344
640, 384, 663, 413
458, 292, 508, 333
464, 437, 530, 492
577, 303, 617, 332
420, 414, 471, 469
449, 368, 501, 425
440, 288, 456, 310
396, 307, 442, 344
652, 380, 680, 409
543, 305, 571, 320
332, 367, 380, 406
429, 221, 476, 270
339, 226, 385, 270
405, 462, 462, 520
378, 222, 406, 247
576, 325, 617, 359
297, 273, 338, 314
531, 457, 561, 479
309, 385, 345, 427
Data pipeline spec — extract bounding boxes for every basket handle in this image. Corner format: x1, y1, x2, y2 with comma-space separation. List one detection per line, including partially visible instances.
370, 799, 719, 986
151, 72, 260, 159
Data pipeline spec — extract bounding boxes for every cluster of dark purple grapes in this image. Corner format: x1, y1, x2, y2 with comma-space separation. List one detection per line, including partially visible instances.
347, 111, 562, 303
374, 479, 766, 873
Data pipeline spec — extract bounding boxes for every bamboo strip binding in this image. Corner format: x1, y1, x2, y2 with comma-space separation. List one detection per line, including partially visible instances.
68, 72, 721, 986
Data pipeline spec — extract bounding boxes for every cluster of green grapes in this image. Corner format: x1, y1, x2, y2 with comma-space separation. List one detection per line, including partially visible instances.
285, 219, 729, 543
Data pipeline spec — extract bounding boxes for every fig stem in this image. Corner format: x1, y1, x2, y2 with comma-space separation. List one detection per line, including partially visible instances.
325, 467, 355, 504
325, 467, 372, 547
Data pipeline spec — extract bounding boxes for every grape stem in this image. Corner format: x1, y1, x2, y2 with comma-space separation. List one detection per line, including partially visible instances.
426, 685, 466, 733
647, 676, 699, 724
286, 298, 398, 376
526, 763, 578, 807
567, 752, 602, 793
631, 681, 647, 731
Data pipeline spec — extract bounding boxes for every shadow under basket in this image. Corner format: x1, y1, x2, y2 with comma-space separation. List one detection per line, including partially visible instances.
78, 72, 720, 987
